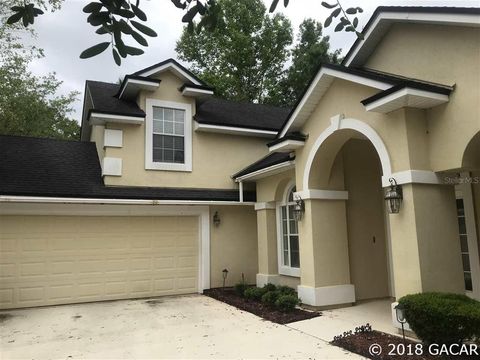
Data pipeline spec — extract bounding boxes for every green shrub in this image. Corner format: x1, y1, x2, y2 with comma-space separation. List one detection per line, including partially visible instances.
275, 294, 300, 312
244, 287, 267, 301
277, 285, 296, 296
234, 282, 248, 297
399, 292, 480, 345
261, 290, 280, 306
262, 283, 277, 292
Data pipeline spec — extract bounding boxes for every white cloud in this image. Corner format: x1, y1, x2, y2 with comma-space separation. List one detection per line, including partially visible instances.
25, 0, 479, 122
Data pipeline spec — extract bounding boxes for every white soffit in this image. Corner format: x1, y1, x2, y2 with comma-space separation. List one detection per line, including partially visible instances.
182, 87, 214, 98
234, 160, 295, 182
279, 67, 391, 138
345, 11, 480, 67
119, 79, 160, 100
90, 112, 144, 125
194, 121, 277, 138
268, 139, 305, 153
364, 87, 450, 113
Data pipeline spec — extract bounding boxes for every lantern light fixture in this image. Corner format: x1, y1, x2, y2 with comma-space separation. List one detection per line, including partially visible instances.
395, 303, 407, 343
293, 196, 305, 221
385, 178, 403, 214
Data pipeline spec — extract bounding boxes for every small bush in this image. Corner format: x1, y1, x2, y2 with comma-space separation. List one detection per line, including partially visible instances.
277, 285, 296, 296
275, 294, 300, 312
262, 283, 277, 292
399, 292, 480, 345
244, 287, 267, 301
234, 282, 248, 297
261, 290, 280, 306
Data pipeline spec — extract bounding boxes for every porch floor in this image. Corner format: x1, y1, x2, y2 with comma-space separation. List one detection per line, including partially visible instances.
288, 298, 399, 342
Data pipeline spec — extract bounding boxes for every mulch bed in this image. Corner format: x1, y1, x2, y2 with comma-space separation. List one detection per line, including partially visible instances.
203, 287, 320, 324
331, 330, 474, 360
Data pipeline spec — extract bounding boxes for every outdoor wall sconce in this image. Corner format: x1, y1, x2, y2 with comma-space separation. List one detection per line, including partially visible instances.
293, 197, 305, 221
385, 178, 403, 214
395, 303, 407, 342
213, 211, 221, 226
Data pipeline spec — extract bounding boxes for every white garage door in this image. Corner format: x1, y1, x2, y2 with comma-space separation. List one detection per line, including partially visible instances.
0, 215, 199, 309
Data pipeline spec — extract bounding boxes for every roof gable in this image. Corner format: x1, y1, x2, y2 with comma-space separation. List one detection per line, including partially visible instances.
343, 6, 480, 67
134, 58, 206, 86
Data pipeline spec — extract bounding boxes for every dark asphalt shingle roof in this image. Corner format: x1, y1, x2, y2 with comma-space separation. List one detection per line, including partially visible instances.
0, 135, 255, 202
196, 98, 291, 132
267, 132, 307, 147
86, 80, 145, 117
232, 152, 294, 179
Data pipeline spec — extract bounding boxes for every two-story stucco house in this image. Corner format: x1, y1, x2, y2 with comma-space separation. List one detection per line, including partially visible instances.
1, 6, 479, 312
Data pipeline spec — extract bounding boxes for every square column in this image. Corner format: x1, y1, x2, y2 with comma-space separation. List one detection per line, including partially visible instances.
389, 183, 465, 298
254, 202, 280, 286
297, 198, 355, 306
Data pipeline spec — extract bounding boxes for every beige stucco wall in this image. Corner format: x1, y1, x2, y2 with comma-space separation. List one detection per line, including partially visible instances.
102, 71, 268, 189
294, 80, 433, 191
365, 23, 480, 172
343, 139, 390, 300
90, 124, 105, 163
209, 205, 258, 287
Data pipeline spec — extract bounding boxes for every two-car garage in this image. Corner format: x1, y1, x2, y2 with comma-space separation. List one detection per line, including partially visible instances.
0, 214, 201, 309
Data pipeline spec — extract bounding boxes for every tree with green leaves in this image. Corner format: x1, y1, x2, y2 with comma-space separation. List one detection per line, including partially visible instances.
176, 0, 293, 104
269, 18, 341, 106
0, 6, 80, 140
4, 0, 362, 65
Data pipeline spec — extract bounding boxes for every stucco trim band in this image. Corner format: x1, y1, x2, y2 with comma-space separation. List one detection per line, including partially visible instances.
297, 284, 356, 307
294, 189, 349, 201
254, 202, 276, 211
381, 170, 443, 187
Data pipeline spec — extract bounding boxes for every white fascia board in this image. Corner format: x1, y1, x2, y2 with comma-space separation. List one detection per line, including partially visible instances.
194, 122, 277, 138
89, 112, 144, 125
0, 195, 254, 206
234, 160, 295, 182
118, 78, 160, 99
364, 87, 449, 113
345, 12, 480, 67
279, 67, 391, 138
182, 87, 214, 97
137, 63, 202, 85
268, 139, 305, 153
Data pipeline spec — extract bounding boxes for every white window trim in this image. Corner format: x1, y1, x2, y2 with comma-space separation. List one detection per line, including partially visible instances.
276, 181, 300, 277
145, 98, 192, 172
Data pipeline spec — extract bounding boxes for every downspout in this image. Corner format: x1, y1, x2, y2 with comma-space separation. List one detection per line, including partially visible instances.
239, 181, 244, 203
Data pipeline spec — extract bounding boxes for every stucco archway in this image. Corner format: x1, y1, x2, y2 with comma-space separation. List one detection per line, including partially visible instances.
303, 115, 392, 190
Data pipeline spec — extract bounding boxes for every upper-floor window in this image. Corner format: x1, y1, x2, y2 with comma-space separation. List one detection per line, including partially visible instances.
277, 184, 300, 277
145, 99, 192, 172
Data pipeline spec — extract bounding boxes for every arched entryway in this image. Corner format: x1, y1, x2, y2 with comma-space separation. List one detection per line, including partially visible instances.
297, 117, 393, 305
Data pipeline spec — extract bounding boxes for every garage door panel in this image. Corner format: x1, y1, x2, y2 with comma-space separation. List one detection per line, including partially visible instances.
0, 215, 199, 309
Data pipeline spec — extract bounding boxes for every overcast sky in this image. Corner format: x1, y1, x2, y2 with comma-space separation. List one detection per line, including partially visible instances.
25, 0, 479, 121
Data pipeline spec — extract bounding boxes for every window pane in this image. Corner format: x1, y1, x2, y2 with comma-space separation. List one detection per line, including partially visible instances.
153, 134, 163, 148
458, 216, 466, 235
174, 150, 184, 163
290, 220, 297, 234
290, 251, 300, 268
283, 250, 289, 266
163, 149, 174, 162
153, 107, 163, 120
460, 235, 469, 253
174, 122, 184, 135
464, 272, 473, 291
288, 187, 296, 202
153, 119, 163, 133
174, 109, 185, 123
456, 199, 464, 216
290, 235, 299, 252
163, 135, 174, 149
281, 206, 287, 218
164, 108, 174, 121
164, 121, 174, 134
173, 137, 184, 150
153, 148, 163, 162
462, 254, 471, 271
288, 205, 294, 220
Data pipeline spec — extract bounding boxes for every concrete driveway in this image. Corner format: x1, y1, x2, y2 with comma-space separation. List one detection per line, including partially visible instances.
0, 294, 361, 359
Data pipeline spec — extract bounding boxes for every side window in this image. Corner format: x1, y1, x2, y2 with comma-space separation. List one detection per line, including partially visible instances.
278, 185, 300, 276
